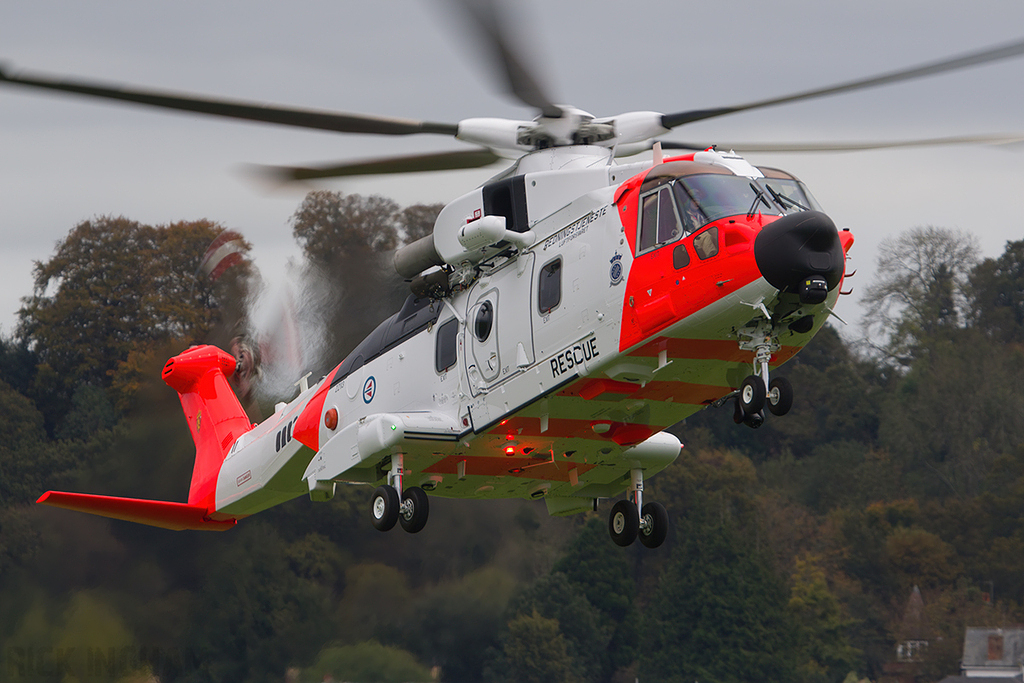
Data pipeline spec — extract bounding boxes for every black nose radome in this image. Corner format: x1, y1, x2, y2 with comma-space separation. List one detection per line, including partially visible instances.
754, 211, 844, 293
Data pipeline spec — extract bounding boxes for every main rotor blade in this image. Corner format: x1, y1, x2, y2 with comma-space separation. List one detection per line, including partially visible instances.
662, 37, 1024, 129
449, 0, 563, 118
0, 63, 459, 137
248, 148, 503, 183
660, 133, 1024, 153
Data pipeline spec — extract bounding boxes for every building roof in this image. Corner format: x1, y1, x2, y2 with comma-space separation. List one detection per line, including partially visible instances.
963, 628, 1024, 669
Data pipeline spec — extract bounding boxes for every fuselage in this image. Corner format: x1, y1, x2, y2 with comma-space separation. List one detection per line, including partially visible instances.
213, 146, 854, 519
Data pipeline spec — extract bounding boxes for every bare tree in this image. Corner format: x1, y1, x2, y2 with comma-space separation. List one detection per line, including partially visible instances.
862, 226, 980, 366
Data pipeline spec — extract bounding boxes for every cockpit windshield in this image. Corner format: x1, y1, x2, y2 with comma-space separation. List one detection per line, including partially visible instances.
759, 177, 822, 213
634, 166, 824, 256
673, 175, 782, 232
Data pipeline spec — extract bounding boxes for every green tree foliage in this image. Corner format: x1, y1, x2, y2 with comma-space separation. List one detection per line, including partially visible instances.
763, 325, 884, 457
788, 555, 861, 683
970, 239, 1024, 342
292, 191, 402, 262
502, 611, 579, 683
878, 330, 1024, 497
651, 446, 759, 527
397, 567, 517, 683
0, 379, 75, 505
16, 217, 248, 431
641, 514, 797, 683
505, 572, 607, 683
301, 641, 432, 683
885, 527, 961, 592
176, 523, 336, 683
6, 591, 150, 682
552, 518, 634, 620
335, 562, 414, 642
19, 217, 234, 385
550, 517, 639, 678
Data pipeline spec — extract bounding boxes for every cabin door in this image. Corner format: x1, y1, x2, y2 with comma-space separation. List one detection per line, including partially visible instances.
465, 253, 535, 396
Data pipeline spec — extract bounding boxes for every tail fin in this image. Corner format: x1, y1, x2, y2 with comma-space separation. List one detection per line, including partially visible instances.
161, 344, 254, 510
37, 345, 252, 531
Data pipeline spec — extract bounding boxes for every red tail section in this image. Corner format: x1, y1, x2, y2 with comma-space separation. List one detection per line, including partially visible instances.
36, 491, 236, 531
161, 345, 254, 510
37, 345, 252, 531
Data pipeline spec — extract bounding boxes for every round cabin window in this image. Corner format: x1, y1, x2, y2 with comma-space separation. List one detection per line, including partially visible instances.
474, 301, 494, 342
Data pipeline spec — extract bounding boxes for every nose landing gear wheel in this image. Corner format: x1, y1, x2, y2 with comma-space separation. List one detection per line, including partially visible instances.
767, 377, 794, 416
399, 486, 429, 533
609, 499, 640, 547
739, 375, 766, 414
371, 485, 400, 531
638, 502, 669, 548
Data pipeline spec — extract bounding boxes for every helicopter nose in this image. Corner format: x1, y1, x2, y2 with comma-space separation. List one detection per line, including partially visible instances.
753, 211, 844, 301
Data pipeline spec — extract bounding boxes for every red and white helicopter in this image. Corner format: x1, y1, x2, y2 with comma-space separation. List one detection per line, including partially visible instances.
7, 6, 1023, 547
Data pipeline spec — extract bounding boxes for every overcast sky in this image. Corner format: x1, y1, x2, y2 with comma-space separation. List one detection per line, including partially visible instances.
2, 0, 1023, 341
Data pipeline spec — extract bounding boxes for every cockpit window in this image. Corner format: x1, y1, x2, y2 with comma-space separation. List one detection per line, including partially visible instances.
674, 174, 782, 228
673, 183, 709, 234
637, 186, 684, 255
761, 178, 822, 212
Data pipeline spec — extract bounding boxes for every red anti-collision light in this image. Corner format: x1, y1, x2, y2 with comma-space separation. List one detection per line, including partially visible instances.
324, 408, 339, 431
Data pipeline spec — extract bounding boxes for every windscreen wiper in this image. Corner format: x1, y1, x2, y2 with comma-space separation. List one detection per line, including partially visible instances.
765, 183, 808, 212
747, 182, 771, 218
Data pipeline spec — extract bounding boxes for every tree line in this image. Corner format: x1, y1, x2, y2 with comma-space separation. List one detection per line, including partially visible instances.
0, 198, 1022, 682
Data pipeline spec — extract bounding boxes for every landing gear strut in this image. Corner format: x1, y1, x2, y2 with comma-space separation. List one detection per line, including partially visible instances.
371, 453, 430, 533
734, 317, 794, 428
608, 468, 668, 548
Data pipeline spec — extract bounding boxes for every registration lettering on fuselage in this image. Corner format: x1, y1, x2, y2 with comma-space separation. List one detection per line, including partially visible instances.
550, 338, 600, 378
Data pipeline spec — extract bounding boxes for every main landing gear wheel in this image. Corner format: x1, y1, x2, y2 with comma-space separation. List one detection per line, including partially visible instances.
767, 377, 794, 416
371, 485, 400, 531
739, 375, 766, 414
638, 502, 669, 548
399, 486, 429, 533
609, 500, 639, 547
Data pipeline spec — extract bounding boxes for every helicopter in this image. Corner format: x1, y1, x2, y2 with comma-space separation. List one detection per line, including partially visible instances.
9, 3, 1024, 547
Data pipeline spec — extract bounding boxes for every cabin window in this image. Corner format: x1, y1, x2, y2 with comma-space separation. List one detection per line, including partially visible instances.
435, 317, 459, 373
538, 258, 562, 314
637, 187, 683, 255
693, 227, 719, 260
474, 301, 494, 342
673, 243, 690, 269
